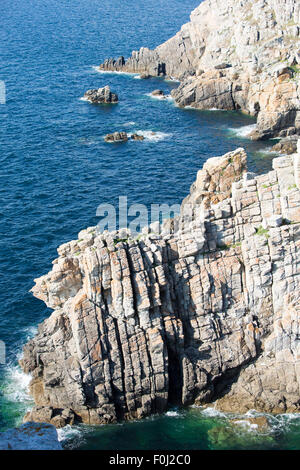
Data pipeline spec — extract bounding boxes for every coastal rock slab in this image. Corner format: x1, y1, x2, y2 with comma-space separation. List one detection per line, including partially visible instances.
0, 422, 62, 450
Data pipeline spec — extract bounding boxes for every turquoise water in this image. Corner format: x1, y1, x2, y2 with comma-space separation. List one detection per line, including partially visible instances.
0, 0, 292, 449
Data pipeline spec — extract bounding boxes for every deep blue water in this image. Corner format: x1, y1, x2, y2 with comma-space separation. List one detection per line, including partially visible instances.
0, 0, 292, 449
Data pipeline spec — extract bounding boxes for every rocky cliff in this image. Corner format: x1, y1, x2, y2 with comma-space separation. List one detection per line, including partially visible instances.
100, 0, 300, 140
20, 141, 300, 427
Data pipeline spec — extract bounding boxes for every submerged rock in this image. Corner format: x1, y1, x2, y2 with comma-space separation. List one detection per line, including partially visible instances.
0, 422, 62, 450
19, 143, 300, 426
151, 89, 165, 97
83, 86, 118, 104
208, 422, 274, 450
99, 0, 300, 139
104, 132, 128, 143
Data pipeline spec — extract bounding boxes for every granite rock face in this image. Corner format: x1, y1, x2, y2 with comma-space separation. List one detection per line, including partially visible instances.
83, 86, 118, 104
0, 422, 62, 450
20, 144, 300, 426
100, 0, 300, 139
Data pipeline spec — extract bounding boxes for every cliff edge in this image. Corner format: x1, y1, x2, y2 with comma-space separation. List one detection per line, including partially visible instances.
100, 0, 300, 140
20, 142, 300, 427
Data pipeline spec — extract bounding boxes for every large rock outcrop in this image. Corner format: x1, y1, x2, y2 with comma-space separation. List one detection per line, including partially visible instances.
20, 143, 300, 426
99, 0, 300, 139
83, 86, 118, 104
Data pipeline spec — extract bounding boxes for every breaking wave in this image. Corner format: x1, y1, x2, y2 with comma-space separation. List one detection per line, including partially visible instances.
227, 124, 257, 138
129, 130, 172, 142
145, 92, 173, 102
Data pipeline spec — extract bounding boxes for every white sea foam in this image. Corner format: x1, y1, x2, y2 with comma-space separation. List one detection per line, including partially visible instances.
4, 365, 32, 403
199, 407, 227, 418
254, 148, 278, 156
145, 92, 173, 102
78, 137, 102, 146
57, 425, 83, 443
228, 124, 257, 138
123, 121, 136, 127
22, 325, 38, 340
79, 96, 89, 102
164, 77, 180, 83
233, 419, 260, 431
129, 130, 172, 142
165, 411, 180, 417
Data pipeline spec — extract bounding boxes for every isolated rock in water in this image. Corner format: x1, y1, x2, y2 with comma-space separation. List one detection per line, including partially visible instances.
99, 0, 300, 139
151, 89, 165, 96
271, 138, 298, 155
0, 422, 62, 450
84, 86, 118, 104
104, 132, 128, 142
19, 142, 300, 425
131, 133, 145, 141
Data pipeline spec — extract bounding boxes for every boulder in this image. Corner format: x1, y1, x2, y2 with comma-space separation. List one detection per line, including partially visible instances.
271, 138, 298, 155
24, 406, 76, 429
104, 132, 128, 143
83, 86, 118, 104
131, 133, 145, 141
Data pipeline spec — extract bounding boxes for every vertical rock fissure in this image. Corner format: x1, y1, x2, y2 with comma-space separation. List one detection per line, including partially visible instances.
112, 317, 128, 420
165, 264, 184, 406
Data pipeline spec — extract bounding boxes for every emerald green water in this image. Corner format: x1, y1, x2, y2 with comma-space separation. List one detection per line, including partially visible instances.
60, 407, 300, 450
3, 361, 300, 450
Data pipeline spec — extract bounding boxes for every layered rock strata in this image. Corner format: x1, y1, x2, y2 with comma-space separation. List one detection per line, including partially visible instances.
100, 0, 300, 139
20, 143, 300, 426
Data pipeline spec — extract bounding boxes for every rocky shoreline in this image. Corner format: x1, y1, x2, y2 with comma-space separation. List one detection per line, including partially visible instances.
17, 0, 300, 431
19, 140, 300, 427
99, 0, 299, 141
